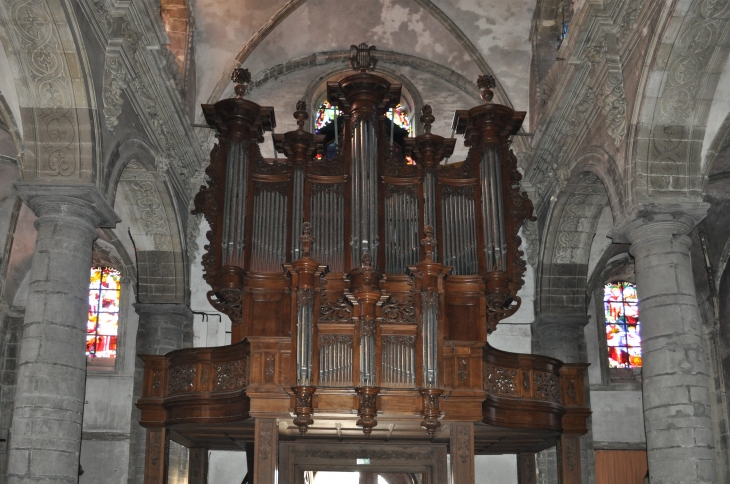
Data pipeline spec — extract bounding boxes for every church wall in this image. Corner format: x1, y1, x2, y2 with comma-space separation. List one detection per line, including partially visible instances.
475, 455, 518, 484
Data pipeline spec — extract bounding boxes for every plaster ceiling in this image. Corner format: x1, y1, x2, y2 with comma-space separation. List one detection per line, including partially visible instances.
192, 0, 536, 115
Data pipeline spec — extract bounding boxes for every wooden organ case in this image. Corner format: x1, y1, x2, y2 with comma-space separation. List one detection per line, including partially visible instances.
138, 45, 590, 484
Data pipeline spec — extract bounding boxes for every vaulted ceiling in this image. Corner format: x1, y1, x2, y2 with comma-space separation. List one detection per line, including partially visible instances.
192, 0, 536, 137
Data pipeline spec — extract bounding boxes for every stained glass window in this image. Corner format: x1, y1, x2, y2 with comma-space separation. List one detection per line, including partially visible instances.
314, 101, 342, 132
87, 267, 121, 358
604, 282, 641, 368
314, 101, 412, 136
388, 103, 412, 136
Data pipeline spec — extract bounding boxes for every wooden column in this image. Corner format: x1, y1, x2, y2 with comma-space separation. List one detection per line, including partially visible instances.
557, 434, 582, 484
254, 418, 278, 484
450, 422, 475, 484
143, 427, 168, 484
517, 452, 537, 484
188, 448, 209, 484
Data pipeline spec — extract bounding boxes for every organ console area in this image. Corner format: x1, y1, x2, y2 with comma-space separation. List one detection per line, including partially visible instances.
137, 44, 590, 484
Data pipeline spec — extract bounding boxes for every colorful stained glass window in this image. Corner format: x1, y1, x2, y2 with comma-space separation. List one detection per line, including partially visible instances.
314, 101, 342, 132
388, 103, 412, 135
314, 101, 412, 136
87, 267, 121, 358
604, 282, 641, 369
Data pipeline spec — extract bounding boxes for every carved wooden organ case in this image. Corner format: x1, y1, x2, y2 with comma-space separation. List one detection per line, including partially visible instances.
139, 46, 589, 454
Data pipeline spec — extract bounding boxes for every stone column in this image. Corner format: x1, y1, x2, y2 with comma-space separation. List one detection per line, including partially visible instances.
6, 185, 118, 484
128, 303, 191, 484
534, 314, 594, 484
450, 422, 475, 484
253, 419, 278, 484
625, 214, 716, 484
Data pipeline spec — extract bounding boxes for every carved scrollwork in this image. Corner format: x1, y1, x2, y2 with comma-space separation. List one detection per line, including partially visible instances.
319, 276, 353, 322
484, 365, 518, 396
319, 334, 353, 345
382, 295, 416, 324
213, 359, 247, 391
441, 184, 475, 200
311, 182, 344, 196
382, 335, 416, 348
534, 372, 560, 403
168, 365, 196, 395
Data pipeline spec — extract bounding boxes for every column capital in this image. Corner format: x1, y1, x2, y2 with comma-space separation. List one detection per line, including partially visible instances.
608, 200, 708, 244
14, 183, 119, 228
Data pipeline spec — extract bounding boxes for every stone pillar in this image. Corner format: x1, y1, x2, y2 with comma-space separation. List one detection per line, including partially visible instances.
128, 303, 191, 484
450, 422, 475, 484
253, 419, 277, 484
6, 185, 118, 484
625, 214, 716, 484
534, 314, 594, 484
518, 452, 537, 484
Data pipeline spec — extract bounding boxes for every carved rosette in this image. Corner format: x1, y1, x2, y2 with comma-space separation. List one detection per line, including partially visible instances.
355, 386, 380, 436
291, 385, 317, 435
419, 388, 443, 438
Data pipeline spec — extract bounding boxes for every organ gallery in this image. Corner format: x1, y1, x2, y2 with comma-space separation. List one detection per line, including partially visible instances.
137, 45, 590, 483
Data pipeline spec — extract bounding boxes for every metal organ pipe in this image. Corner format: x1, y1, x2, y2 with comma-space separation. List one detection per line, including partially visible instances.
481, 147, 507, 272
296, 289, 314, 385
221, 142, 249, 267
351, 119, 379, 268
291, 167, 305, 260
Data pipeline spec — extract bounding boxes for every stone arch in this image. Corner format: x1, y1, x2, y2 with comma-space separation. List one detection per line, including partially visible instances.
538, 170, 610, 314
630, 0, 730, 199
0, 0, 98, 183
568, 146, 625, 223
203, 0, 510, 108
113, 151, 187, 304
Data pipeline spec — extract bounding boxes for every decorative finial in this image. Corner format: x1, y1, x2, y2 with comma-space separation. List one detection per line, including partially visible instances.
421, 225, 437, 261
477, 74, 496, 103
294, 100, 308, 130
361, 252, 372, 268
232, 68, 251, 99
299, 222, 314, 258
420, 105, 435, 134
350, 43, 378, 72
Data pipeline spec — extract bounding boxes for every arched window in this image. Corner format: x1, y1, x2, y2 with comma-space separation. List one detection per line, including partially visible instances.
604, 282, 641, 368
87, 267, 121, 358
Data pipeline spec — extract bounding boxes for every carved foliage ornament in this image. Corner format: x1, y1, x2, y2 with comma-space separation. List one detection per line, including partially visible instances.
213, 359, 247, 391
319, 276, 353, 322
168, 365, 196, 395
484, 365, 518, 397
533, 371, 560, 403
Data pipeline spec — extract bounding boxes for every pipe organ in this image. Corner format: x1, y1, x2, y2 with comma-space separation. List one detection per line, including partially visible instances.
138, 44, 590, 484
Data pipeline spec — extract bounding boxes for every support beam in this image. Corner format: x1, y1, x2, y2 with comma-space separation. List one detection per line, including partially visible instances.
518, 452, 537, 484
143, 427, 168, 484
188, 448, 209, 484
557, 435, 581, 484
450, 422, 475, 484
254, 419, 278, 484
